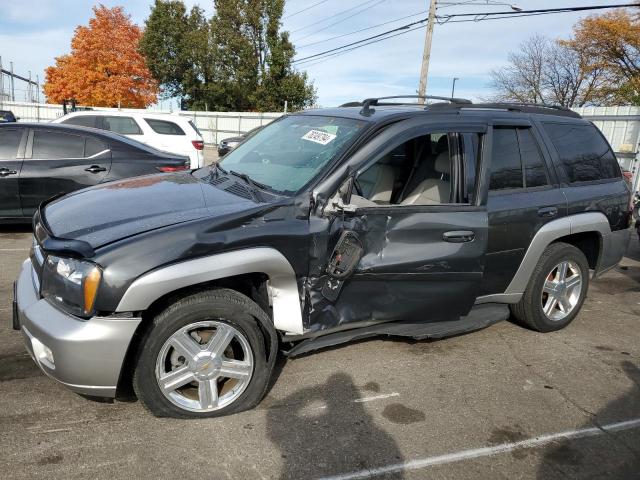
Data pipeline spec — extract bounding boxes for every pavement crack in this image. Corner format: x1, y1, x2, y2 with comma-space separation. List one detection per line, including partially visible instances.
499, 333, 597, 418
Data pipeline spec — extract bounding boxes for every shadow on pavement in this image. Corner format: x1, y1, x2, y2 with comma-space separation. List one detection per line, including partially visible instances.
537, 361, 640, 478
266, 372, 404, 479
0, 224, 32, 234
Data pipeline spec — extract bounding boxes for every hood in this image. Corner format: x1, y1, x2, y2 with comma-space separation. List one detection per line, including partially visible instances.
43, 172, 258, 249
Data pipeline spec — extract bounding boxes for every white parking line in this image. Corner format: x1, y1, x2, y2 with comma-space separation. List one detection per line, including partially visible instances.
353, 392, 400, 403
0, 248, 29, 251
320, 418, 640, 480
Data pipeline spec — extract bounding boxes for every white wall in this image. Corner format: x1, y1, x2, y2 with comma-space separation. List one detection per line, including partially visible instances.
0, 100, 283, 145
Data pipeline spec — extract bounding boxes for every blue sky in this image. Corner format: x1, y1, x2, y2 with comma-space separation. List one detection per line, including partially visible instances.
0, 0, 620, 108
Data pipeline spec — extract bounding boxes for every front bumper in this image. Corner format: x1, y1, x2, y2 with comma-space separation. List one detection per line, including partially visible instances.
15, 259, 141, 397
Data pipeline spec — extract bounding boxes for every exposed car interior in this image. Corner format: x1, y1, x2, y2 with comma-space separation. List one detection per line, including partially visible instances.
351, 133, 461, 207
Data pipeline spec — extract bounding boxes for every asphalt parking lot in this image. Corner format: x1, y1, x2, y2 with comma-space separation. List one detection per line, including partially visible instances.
0, 228, 639, 480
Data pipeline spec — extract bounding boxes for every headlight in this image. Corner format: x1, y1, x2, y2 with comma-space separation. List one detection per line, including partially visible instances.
41, 255, 102, 317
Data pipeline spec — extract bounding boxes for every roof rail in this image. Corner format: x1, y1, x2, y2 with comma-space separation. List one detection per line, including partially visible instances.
357, 95, 472, 116
428, 102, 581, 119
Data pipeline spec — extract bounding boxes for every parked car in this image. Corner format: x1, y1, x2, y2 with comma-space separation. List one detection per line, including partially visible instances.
14, 96, 632, 418
52, 111, 204, 169
0, 123, 189, 222
217, 125, 263, 157
0, 110, 18, 122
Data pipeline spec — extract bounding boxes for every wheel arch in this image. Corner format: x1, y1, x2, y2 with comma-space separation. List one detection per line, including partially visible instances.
504, 212, 611, 296
115, 247, 304, 335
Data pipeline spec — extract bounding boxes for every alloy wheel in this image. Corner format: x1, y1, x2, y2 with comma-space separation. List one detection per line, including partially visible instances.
155, 320, 254, 413
540, 260, 583, 322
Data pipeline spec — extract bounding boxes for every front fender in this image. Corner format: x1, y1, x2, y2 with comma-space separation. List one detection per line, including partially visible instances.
115, 247, 304, 334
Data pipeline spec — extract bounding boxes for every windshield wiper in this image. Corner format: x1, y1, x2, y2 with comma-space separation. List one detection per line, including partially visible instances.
229, 170, 269, 191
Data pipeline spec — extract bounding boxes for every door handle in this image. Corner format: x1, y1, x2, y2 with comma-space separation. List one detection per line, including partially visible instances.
84, 165, 107, 173
0, 168, 18, 177
443, 230, 475, 243
538, 206, 558, 218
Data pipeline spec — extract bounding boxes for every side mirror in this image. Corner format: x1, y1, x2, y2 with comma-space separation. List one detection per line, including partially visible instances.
324, 176, 356, 215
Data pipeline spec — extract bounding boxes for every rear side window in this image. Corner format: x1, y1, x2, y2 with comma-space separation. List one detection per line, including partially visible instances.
32, 131, 85, 159
85, 137, 108, 157
145, 119, 185, 135
103, 116, 142, 135
0, 129, 22, 159
518, 129, 548, 188
490, 127, 550, 191
490, 128, 522, 190
61, 115, 97, 128
542, 123, 620, 182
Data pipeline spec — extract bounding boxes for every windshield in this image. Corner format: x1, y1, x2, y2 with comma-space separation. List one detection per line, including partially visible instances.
219, 115, 367, 194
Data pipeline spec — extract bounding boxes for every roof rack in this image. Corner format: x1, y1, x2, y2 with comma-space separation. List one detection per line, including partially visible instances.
428, 102, 582, 119
354, 95, 472, 116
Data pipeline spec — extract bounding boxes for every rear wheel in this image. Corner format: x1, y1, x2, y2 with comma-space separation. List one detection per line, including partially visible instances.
510, 242, 589, 332
133, 289, 276, 418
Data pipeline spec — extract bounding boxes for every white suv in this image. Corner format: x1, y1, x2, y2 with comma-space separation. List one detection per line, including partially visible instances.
52, 111, 205, 168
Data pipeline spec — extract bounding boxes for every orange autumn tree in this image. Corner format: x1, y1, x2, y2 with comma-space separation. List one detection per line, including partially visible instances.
44, 5, 158, 108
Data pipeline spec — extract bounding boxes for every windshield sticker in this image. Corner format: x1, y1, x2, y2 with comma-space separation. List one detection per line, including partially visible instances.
302, 130, 337, 145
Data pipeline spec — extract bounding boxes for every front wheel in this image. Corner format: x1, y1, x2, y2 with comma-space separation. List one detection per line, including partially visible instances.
510, 242, 589, 332
132, 289, 276, 418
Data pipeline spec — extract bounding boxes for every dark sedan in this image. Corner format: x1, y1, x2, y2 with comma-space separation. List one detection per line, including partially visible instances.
217, 125, 264, 157
0, 123, 190, 222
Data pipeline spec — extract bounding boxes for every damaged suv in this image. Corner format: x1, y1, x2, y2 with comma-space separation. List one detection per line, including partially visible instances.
14, 96, 632, 418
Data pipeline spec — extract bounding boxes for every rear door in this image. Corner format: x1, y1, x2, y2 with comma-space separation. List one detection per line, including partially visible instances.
0, 127, 27, 218
19, 129, 112, 216
481, 121, 567, 296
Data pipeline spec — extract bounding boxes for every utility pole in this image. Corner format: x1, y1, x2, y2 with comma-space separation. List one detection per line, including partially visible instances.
10, 62, 15, 102
418, 0, 437, 104
451, 77, 459, 98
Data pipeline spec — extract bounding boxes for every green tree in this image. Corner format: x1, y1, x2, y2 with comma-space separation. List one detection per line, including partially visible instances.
139, 0, 212, 102
140, 0, 316, 111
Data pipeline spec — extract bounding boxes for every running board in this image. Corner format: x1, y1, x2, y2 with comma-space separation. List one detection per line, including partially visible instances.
284, 304, 510, 358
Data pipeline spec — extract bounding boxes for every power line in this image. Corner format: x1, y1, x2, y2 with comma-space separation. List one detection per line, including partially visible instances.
293, 2, 640, 65
284, 0, 332, 19
297, 10, 427, 49
291, 0, 380, 35
294, 16, 429, 63
437, 2, 640, 21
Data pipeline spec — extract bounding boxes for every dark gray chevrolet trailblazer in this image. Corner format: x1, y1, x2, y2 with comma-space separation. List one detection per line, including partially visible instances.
13, 96, 632, 418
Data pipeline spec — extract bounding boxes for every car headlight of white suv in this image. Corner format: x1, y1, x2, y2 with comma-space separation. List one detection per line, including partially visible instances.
41, 255, 102, 317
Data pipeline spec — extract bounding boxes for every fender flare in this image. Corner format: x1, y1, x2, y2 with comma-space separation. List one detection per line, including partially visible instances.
504, 211, 611, 295
115, 247, 304, 335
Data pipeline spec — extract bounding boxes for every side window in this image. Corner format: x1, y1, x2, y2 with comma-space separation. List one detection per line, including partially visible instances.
353, 132, 468, 207
61, 115, 97, 128
145, 119, 185, 135
84, 137, 108, 157
542, 123, 621, 182
490, 128, 522, 190
518, 129, 549, 188
0, 129, 23, 159
103, 116, 142, 135
32, 131, 85, 159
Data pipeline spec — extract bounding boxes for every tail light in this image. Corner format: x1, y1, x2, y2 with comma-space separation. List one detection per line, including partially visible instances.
157, 164, 189, 172
192, 140, 204, 151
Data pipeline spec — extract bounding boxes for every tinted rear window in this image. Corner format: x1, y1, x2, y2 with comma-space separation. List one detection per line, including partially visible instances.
542, 123, 620, 182
519, 129, 549, 188
32, 131, 85, 159
145, 119, 185, 135
85, 137, 108, 157
0, 129, 22, 159
490, 128, 523, 190
61, 115, 97, 128
103, 116, 142, 135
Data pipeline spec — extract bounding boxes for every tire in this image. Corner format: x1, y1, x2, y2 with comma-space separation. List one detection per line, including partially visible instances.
132, 288, 277, 418
510, 242, 589, 333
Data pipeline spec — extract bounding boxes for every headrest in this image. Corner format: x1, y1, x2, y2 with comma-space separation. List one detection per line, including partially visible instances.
435, 135, 449, 154
434, 151, 450, 174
